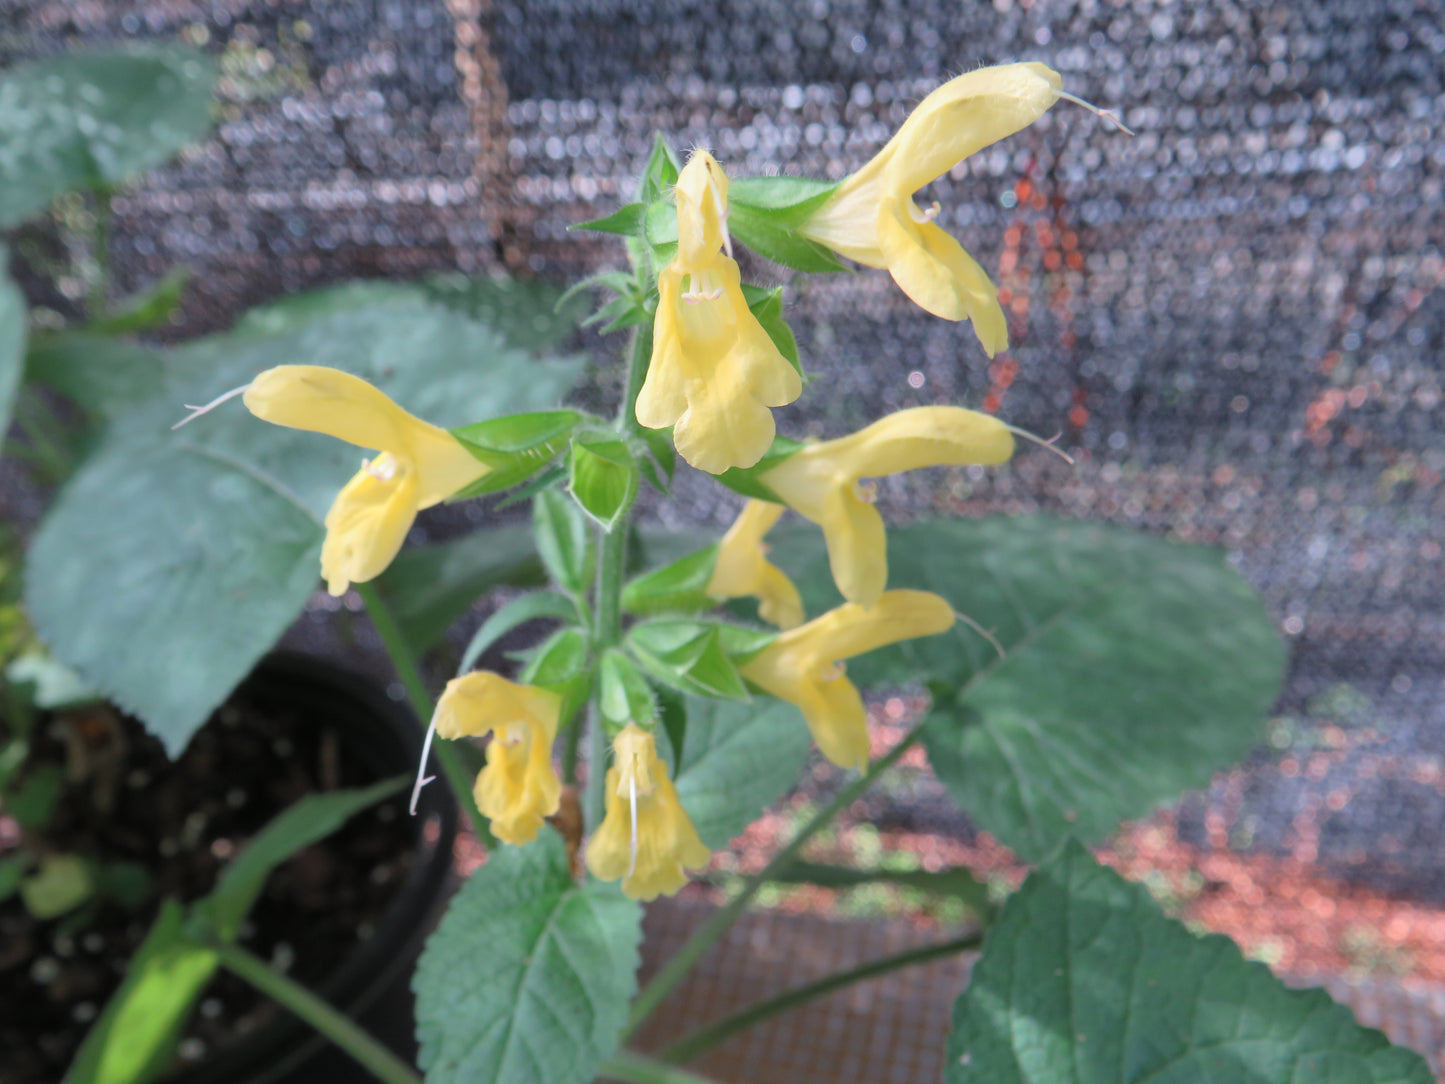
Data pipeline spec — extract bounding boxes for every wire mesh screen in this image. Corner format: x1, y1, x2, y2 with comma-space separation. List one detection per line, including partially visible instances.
6, 0, 1444, 962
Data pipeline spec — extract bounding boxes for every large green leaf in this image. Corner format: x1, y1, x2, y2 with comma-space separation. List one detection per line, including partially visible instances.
0, 247, 26, 438
24, 333, 165, 416
414, 830, 641, 1084
26, 298, 583, 755
950, 841, 1433, 1083
673, 697, 811, 849
776, 517, 1286, 860
0, 47, 217, 226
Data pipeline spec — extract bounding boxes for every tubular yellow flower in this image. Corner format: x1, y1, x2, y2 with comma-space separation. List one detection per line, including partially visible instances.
432, 672, 562, 846
741, 591, 955, 771
798, 62, 1062, 354
705, 499, 805, 629
585, 724, 710, 900
760, 406, 1013, 609
243, 365, 488, 596
636, 150, 802, 474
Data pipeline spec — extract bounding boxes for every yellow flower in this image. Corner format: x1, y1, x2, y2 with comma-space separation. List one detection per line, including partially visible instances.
760, 406, 1013, 609
432, 672, 562, 846
636, 150, 802, 474
798, 62, 1062, 354
705, 499, 805, 629
741, 591, 954, 771
585, 724, 710, 900
244, 365, 488, 596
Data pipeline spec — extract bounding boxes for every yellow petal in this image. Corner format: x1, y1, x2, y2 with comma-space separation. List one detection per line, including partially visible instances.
827, 406, 1015, 479
244, 366, 419, 454
755, 562, 806, 630
675, 150, 730, 267
885, 63, 1063, 193
318, 453, 420, 596
804, 590, 956, 660
431, 672, 561, 741
708, 500, 804, 628
794, 668, 871, 771
818, 483, 888, 609
475, 719, 562, 846
635, 269, 692, 431
876, 197, 1009, 352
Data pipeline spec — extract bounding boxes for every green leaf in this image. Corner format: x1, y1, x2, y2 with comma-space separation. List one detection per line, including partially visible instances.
621, 546, 718, 617
639, 133, 682, 203
0, 853, 25, 901
631, 425, 676, 492
673, 697, 811, 849
597, 650, 656, 727
568, 434, 638, 531
520, 627, 593, 724
728, 203, 849, 273
458, 591, 579, 674
419, 273, 587, 353
713, 437, 802, 501
742, 285, 803, 377
0, 47, 217, 226
627, 622, 750, 701
950, 840, 1433, 1083
776, 516, 1286, 862
533, 485, 593, 596
62, 899, 218, 1084
20, 853, 94, 919
88, 266, 190, 334
200, 776, 404, 942
729, 176, 840, 222
451, 410, 584, 497
375, 524, 544, 654
6, 762, 65, 828
571, 203, 645, 236
24, 333, 164, 416
0, 247, 28, 438
26, 298, 583, 756
414, 830, 642, 1084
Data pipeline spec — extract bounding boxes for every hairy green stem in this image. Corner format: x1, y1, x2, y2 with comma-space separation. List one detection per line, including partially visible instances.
212, 940, 423, 1084
600, 1050, 722, 1084
624, 724, 928, 1035
357, 581, 486, 840
660, 931, 984, 1064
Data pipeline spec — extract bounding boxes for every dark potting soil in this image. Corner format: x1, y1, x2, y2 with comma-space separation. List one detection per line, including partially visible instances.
0, 678, 422, 1084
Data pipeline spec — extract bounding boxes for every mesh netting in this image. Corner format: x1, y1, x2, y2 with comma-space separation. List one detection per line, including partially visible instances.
5, 1, 1444, 910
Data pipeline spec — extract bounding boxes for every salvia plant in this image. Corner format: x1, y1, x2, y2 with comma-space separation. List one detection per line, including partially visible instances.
4, 46, 1435, 1084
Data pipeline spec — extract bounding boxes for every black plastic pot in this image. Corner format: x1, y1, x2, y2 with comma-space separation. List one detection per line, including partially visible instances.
167, 653, 457, 1084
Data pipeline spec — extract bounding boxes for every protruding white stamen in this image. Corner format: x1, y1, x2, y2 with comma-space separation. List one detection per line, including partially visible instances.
682, 272, 725, 304
627, 774, 639, 878
409, 712, 441, 815
171, 384, 250, 430
953, 610, 1007, 661
1057, 91, 1135, 135
1004, 424, 1076, 465
910, 200, 942, 225
362, 456, 398, 481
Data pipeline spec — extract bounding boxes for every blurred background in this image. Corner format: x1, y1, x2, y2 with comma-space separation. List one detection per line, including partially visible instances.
2, 0, 1442, 1064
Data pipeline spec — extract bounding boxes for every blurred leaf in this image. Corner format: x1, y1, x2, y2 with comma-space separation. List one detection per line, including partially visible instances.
95, 860, 152, 911
621, 546, 718, 617
0, 46, 217, 226
672, 697, 811, 849
568, 434, 637, 531
0, 247, 27, 438
0, 853, 25, 901
457, 590, 579, 674
5, 762, 65, 828
376, 525, 543, 653
767, 860, 994, 920
775, 517, 1286, 862
27, 297, 583, 756
6, 652, 100, 709
949, 840, 1434, 1084
226, 280, 429, 339
414, 830, 641, 1084
21, 853, 94, 919
200, 776, 403, 942
533, 485, 592, 596
419, 273, 586, 353
24, 333, 164, 416
88, 266, 190, 334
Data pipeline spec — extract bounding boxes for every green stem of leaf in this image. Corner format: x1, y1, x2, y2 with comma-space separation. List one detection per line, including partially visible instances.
211, 939, 423, 1084
623, 722, 929, 1036
87, 188, 113, 322
356, 581, 487, 841
659, 930, 985, 1064
600, 1050, 724, 1084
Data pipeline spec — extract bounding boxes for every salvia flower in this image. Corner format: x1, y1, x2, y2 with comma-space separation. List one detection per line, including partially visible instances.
706, 499, 805, 629
798, 62, 1062, 354
585, 724, 710, 900
636, 150, 802, 474
243, 366, 487, 596
431, 672, 562, 846
760, 406, 1013, 609
741, 591, 955, 771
